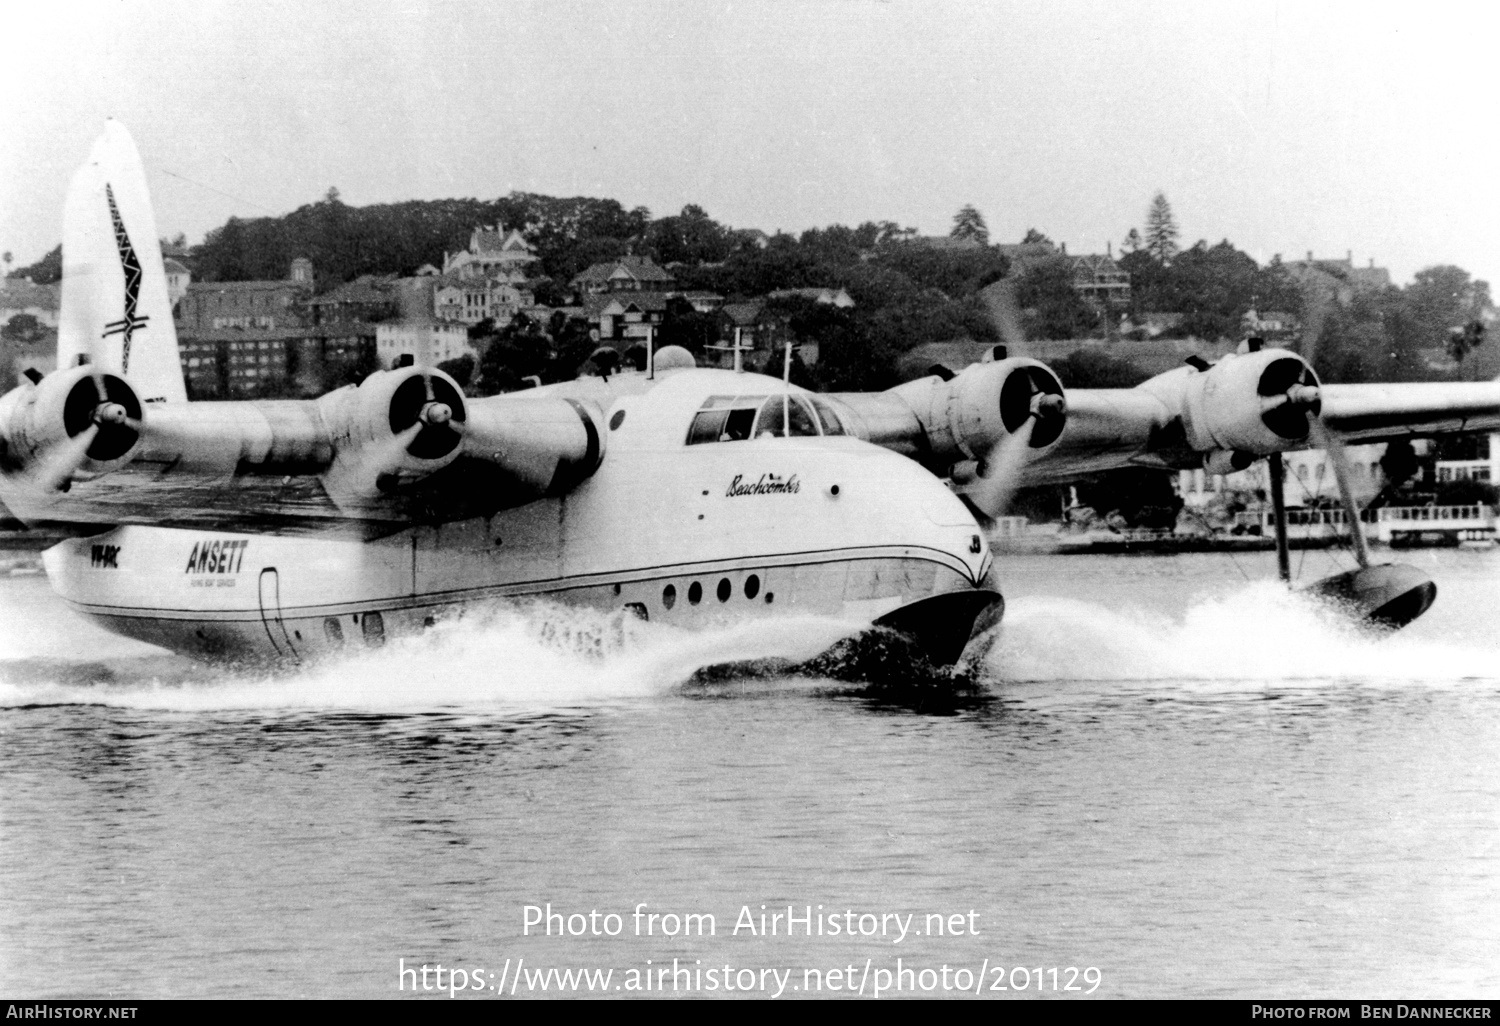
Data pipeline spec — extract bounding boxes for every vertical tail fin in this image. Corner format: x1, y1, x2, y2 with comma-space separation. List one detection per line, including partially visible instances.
57, 121, 187, 403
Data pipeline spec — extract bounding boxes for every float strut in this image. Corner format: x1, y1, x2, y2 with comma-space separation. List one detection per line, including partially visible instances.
1268, 453, 1291, 584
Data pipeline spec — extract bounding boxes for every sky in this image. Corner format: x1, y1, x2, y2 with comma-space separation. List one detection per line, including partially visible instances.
1, 0, 1496, 288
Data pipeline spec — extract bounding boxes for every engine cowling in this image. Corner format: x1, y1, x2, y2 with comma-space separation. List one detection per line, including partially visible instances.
0, 365, 144, 490
1140, 347, 1321, 458
463, 395, 604, 498
321, 366, 468, 504
889, 356, 1068, 466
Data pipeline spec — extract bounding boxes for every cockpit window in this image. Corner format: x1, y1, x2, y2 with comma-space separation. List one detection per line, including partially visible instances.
809, 397, 846, 437
752, 395, 820, 438
686, 393, 829, 444
687, 395, 767, 445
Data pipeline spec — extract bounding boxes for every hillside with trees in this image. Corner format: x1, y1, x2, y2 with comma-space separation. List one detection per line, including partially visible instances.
10, 185, 1490, 391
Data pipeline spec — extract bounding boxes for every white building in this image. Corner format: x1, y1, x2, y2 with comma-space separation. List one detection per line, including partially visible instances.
433, 279, 536, 327
163, 258, 192, 307
376, 321, 475, 370
1179, 443, 1390, 508
1435, 433, 1500, 484
442, 226, 539, 282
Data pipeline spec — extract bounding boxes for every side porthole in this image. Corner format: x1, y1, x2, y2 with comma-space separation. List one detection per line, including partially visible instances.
765, 592, 775, 604
717, 578, 731, 603
744, 574, 760, 600
688, 581, 703, 605
362, 611, 385, 648
610, 410, 626, 430
662, 584, 677, 610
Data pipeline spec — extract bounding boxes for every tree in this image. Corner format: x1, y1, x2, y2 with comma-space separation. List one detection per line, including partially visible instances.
1013, 259, 1100, 340
1144, 192, 1179, 264
1022, 228, 1052, 246
1167, 239, 1262, 341
1406, 265, 1492, 378
1122, 228, 1142, 253
1, 313, 42, 342
7, 245, 61, 283
436, 353, 475, 390
950, 205, 989, 245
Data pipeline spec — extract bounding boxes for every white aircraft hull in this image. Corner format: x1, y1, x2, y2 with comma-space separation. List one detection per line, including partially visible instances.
43, 435, 998, 665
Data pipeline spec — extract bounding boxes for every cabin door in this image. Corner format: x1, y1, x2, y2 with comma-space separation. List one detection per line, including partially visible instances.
258, 567, 300, 662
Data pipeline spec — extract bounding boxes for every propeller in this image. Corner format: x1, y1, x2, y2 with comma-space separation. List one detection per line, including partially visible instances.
966, 367, 1067, 519
60, 372, 142, 464
1295, 305, 1370, 568
961, 281, 1068, 519
1257, 355, 1322, 441
389, 371, 466, 461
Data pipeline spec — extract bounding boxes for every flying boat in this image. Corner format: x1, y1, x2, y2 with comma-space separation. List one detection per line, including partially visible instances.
3, 124, 1498, 668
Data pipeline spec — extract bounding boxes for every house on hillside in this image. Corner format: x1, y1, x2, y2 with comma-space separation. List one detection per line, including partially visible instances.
1067, 253, 1131, 308
433, 278, 536, 326
582, 292, 672, 347
307, 275, 401, 326
570, 256, 676, 297
1283, 251, 1391, 308
442, 225, 539, 282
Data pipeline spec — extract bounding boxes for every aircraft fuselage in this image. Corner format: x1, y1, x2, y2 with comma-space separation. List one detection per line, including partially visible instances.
43, 371, 995, 664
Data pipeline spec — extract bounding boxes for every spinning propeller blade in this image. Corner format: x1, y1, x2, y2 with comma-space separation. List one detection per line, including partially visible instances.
966, 369, 1066, 519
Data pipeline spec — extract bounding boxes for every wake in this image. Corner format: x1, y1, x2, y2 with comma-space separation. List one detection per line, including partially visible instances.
988, 579, 1499, 686
0, 600, 866, 713
2, 579, 1495, 715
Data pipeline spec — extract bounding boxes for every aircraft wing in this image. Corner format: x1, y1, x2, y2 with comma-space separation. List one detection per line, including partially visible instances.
829, 349, 1500, 502
0, 367, 608, 535
1317, 381, 1500, 443
0, 119, 618, 536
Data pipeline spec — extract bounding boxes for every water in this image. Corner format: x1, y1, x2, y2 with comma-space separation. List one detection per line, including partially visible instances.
1, 548, 1497, 999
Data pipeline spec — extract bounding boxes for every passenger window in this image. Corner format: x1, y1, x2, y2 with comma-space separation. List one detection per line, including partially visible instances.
323, 617, 344, 646
362, 611, 385, 647
752, 396, 820, 438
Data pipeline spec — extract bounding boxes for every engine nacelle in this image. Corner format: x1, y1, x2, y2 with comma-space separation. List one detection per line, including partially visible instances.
463, 395, 604, 498
321, 366, 468, 504
1140, 347, 1321, 457
889, 357, 1068, 465
0, 365, 144, 490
